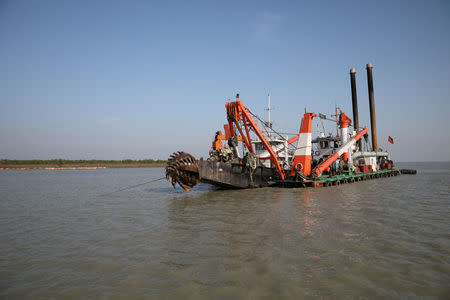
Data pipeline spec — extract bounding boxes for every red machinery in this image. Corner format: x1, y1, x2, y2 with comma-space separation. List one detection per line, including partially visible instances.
224, 95, 286, 180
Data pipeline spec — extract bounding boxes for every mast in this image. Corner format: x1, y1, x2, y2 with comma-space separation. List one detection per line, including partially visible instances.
266, 93, 272, 138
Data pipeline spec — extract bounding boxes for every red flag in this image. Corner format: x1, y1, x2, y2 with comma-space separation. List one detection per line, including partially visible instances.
388, 136, 394, 144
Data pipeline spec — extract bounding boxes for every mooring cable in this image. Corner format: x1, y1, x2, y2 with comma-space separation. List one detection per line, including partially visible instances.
248, 110, 290, 142
98, 176, 165, 197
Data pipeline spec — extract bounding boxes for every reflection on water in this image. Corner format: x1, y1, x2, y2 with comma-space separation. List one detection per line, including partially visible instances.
0, 164, 449, 298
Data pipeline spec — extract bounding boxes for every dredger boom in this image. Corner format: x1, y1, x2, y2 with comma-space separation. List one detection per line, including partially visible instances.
312, 127, 369, 177
225, 96, 286, 180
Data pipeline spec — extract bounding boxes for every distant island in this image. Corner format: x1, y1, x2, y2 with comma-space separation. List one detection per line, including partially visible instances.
0, 159, 167, 170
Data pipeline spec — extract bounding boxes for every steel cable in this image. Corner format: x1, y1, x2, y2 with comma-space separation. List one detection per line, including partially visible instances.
98, 177, 165, 197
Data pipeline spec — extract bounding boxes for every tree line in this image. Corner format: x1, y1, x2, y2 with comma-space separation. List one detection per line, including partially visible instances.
0, 159, 167, 165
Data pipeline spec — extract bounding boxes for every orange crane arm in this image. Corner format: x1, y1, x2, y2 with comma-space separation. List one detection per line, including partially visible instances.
312, 127, 369, 176
225, 100, 286, 180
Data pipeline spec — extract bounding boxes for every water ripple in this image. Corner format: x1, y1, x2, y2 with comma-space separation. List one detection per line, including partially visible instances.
0, 164, 449, 298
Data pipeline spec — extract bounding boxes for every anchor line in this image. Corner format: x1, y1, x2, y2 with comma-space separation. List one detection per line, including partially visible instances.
98, 177, 165, 197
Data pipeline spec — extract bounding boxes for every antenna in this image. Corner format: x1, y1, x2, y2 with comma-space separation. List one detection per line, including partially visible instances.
265, 93, 273, 138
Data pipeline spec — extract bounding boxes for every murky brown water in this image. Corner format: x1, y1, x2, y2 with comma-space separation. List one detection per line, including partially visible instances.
1, 162, 449, 299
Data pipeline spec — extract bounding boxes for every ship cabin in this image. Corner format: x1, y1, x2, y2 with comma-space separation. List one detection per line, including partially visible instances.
312, 135, 341, 160
253, 138, 291, 168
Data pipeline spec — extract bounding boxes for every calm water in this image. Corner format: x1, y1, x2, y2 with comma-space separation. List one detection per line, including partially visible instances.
0, 162, 449, 299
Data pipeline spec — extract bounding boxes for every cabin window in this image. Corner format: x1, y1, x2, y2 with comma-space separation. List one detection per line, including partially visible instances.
320, 141, 329, 149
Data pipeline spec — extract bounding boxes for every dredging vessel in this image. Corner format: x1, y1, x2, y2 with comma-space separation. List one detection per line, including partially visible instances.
165, 64, 415, 191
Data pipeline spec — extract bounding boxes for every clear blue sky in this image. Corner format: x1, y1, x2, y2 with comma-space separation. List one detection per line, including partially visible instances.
1, 0, 449, 161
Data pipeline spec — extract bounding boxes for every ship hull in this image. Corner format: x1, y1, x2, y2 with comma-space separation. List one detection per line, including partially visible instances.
198, 158, 403, 189
198, 159, 277, 188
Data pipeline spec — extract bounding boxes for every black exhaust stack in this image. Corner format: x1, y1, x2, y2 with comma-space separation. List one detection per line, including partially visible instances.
366, 63, 378, 152
350, 68, 361, 151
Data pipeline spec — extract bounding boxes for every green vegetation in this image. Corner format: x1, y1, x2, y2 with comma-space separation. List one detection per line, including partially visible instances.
0, 159, 166, 165
0, 159, 167, 169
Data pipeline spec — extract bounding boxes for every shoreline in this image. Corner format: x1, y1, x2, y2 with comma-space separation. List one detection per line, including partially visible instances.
0, 163, 166, 170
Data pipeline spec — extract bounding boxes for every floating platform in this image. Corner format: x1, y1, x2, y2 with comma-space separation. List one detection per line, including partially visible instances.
400, 169, 417, 175
278, 169, 401, 188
